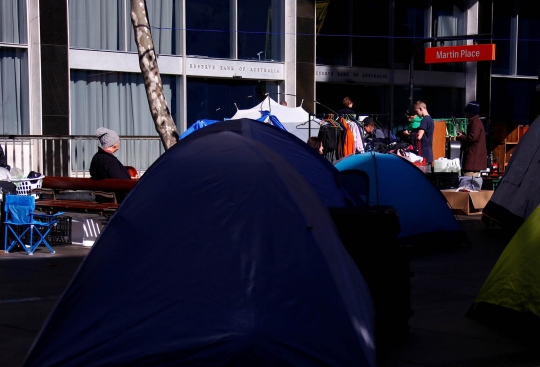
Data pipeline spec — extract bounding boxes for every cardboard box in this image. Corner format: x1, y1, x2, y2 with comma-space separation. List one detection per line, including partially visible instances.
441, 190, 494, 215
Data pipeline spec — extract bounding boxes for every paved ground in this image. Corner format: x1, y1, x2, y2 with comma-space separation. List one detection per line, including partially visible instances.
1, 213, 540, 366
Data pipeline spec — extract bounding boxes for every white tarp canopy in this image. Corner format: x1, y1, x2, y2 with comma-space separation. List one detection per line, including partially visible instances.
231, 96, 313, 142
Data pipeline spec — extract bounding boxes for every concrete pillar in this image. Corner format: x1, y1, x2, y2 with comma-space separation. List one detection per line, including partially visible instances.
296, 0, 316, 114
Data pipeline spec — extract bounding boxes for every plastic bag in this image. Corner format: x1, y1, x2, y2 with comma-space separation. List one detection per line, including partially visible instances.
10, 167, 25, 179
0, 167, 11, 181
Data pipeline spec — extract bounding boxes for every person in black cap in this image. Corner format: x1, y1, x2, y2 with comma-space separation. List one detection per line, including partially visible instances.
457, 101, 487, 177
402, 105, 422, 144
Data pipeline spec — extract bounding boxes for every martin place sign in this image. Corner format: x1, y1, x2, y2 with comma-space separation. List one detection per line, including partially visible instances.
425, 44, 496, 64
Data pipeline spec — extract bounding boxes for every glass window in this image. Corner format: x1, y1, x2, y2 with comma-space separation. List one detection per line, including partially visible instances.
70, 70, 179, 170
186, 0, 230, 58
430, 2, 465, 72
394, 0, 428, 70
70, 70, 179, 136
517, 2, 540, 76
186, 77, 279, 126
491, 78, 538, 125
316, 1, 348, 66
128, 0, 182, 55
0, 48, 29, 134
352, 1, 389, 68
0, 0, 27, 44
315, 83, 386, 118
70, 0, 181, 55
492, 0, 514, 75
69, 0, 124, 51
238, 0, 283, 61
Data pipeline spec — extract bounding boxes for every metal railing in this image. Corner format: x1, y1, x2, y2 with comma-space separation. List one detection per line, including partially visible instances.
0, 135, 164, 177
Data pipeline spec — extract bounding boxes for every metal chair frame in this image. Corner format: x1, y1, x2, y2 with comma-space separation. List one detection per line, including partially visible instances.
3, 194, 64, 255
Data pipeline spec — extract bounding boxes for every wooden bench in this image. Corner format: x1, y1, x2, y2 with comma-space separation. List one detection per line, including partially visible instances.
33, 177, 138, 216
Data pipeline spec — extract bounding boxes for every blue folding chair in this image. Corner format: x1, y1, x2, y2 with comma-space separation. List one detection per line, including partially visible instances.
3, 194, 64, 255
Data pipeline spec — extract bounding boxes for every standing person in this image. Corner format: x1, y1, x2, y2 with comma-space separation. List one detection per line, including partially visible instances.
414, 100, 434, 172
337, 96, 356, 116
307, 136, 324, 154
90, 127, 131, 180
402, 106, 422, 145
456, 101, 487, 177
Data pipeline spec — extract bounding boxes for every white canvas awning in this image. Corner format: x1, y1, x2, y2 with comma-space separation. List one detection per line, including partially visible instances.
231, 96, 314, 142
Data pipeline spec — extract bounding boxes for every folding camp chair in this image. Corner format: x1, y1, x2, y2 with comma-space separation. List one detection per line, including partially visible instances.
3, 194, 64, 255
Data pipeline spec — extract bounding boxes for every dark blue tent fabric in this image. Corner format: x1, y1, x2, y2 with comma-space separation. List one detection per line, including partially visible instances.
335, 152, 467, 247
180, 119, 220, 139
182, 118, 359, 208
24, 132, 376, 367
256, 111, 287, 131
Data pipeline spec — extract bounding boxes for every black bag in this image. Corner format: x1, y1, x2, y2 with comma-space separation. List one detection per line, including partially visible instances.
0, 181, 17, 194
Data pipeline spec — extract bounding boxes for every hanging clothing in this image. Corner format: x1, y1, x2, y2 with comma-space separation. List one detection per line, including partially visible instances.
340, 117, 355, 157
318, 121, 343, 164
345, 118, 364, 154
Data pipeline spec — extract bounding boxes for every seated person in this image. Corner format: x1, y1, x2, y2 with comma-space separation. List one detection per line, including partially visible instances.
90, 127, 131, 180
364, 117, 389, 153
307, 136, 324, 155
363, 117, 386, 140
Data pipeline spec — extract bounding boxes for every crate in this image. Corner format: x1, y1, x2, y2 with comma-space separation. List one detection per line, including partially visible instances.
425, 172, 460, 190
481, 178, 500, 191
10, 175, 45, 198
439, 118, 468, 137
15, 216, 72, 246
46, 216, 72, 245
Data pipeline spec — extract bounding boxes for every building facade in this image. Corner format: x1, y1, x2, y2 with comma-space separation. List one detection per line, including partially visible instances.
1, 0, 539, 152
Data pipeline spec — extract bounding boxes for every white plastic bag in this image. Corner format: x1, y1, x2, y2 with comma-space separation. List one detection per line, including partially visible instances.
0, 167, 11, 181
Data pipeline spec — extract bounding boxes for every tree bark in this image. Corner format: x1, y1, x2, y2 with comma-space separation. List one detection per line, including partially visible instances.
130, 0, 179, 150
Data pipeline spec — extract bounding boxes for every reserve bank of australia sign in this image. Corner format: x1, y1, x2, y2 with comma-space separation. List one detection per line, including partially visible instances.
425, 44, 496, 64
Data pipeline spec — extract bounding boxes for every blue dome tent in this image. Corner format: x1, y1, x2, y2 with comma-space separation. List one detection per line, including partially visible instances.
24, 132, 376, 367
335, 152, 467, 248
182, 118, 358, 208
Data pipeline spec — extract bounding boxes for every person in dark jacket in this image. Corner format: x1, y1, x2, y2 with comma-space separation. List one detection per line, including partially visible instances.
90, 127, 131, 180
337, 96, 356, 116
457, 101, 487, 177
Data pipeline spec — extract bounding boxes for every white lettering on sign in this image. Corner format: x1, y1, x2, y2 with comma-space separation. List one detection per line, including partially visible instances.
461, 49, 480, 58
436, 50, 460, 59
362, 73, 387, 79
189, 63, 216, 70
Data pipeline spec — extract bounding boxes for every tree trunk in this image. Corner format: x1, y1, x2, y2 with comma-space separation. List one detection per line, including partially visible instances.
130, 0, 179, 150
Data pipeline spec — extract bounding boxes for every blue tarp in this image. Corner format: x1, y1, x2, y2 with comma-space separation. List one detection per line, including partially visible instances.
25, 132, 376, 367
180, 119, 220, 139
256, 111, 287, 131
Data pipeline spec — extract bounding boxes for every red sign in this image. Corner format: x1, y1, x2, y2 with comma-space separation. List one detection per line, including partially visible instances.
425, 44, 496, 64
